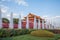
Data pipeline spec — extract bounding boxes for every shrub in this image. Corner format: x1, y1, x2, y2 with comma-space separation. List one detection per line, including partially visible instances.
10, 29, 16, 36
4, 29, 11, 37
28, 29, 36, 33
20, 29, 29, 35
10, 29, 21, 36
0, 29, 31, 37
1, 29, 7, 37
0, 29, 35, 38
15, 29, 21, 36
54, 36, 60, 40
0, 29, 3, 37
0, 29, 11, 37
31, 30, 54, 37
0, 29, 20, 37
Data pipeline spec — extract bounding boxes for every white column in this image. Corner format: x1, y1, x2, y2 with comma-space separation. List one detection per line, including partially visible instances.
45, 19, 47, 29
0, 8, 2, 29
26, 16, 29, 29
18, 14, 22, 29
33, 16, 37, 29
38, 19, 41, 29
51, 19, 53, 29
49, 20, 51, 29
9, 12, 13, 29
49, 19, 53, 29
42, 19, 44, 29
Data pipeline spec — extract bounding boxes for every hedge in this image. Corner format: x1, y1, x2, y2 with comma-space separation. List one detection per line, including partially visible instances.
0, 29, 31, 38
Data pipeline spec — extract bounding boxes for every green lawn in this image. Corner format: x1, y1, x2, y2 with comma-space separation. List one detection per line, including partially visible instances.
13, 34, 55, 40
1, 34, 60, 40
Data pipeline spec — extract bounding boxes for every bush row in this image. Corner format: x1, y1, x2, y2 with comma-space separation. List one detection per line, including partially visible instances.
0, 29, 35, 38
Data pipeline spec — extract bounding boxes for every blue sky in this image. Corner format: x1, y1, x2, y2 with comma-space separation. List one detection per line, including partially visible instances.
0, 0, 60, 27
0, 0, 60, 17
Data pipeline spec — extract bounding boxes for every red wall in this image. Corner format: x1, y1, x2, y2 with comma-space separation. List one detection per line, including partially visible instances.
2, 22, 46, 29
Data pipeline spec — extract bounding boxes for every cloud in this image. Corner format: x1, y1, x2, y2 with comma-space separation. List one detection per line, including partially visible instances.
5, 13, 18, 20
0, 4, 25, 19
0, 0, 10, 3
53, 16, 60, 18
7, 14, 10, 17
14, 0, 28, 6
13, 13, 18, 16
19, 11, 25, 19
1, 0, 11, 1
0, 5, 9, 13
42, 15, 60, 20
42, 15, 51, 20
0, 5, 11, 19
42, 16, 48, 18
13, 13, 19, 18
1, 0, 5, 1
0, 0, 28, 6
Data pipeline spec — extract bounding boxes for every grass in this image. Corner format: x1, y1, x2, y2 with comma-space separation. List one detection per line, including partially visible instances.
1, 34, 60, 40
13, 34, 55, 40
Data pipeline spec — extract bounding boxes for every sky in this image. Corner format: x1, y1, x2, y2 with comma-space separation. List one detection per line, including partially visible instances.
0, 0, 60, 27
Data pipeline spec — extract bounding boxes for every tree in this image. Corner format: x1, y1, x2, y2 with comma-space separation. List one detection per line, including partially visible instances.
2, 18, 9, 23
13, 18, 19, 24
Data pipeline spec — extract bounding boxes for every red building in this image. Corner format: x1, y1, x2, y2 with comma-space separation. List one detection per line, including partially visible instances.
22, 13, 43, 29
